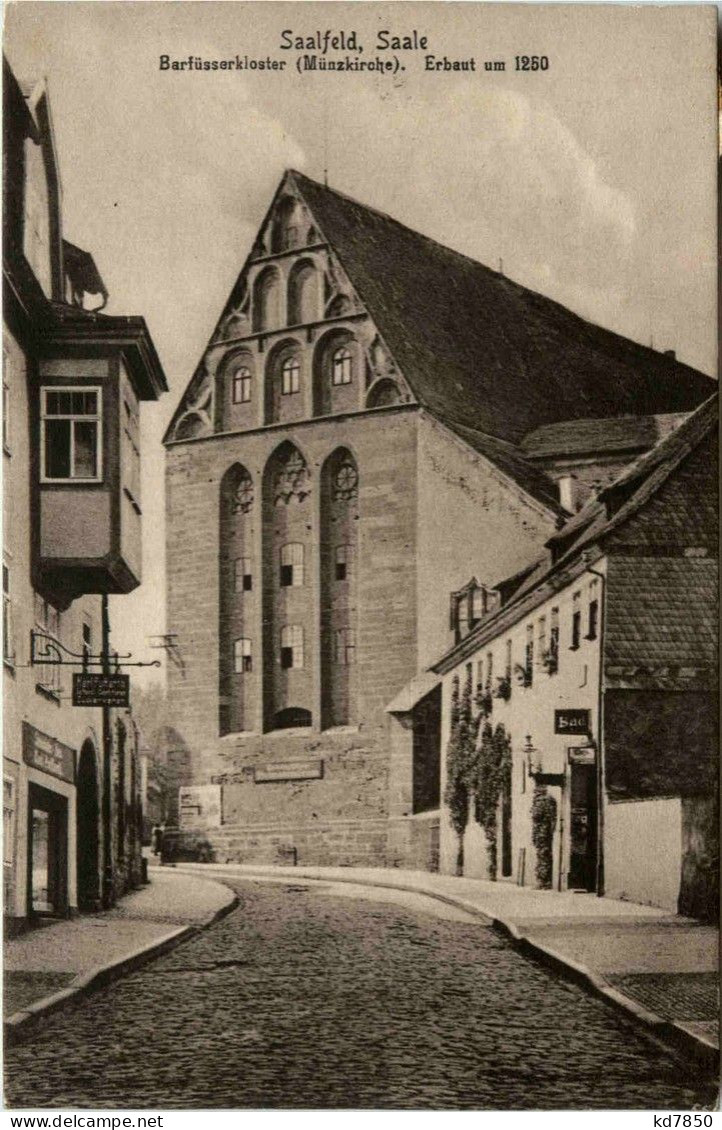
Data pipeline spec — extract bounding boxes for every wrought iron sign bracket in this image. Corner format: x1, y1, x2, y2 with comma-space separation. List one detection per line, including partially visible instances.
30, 631, 161, 669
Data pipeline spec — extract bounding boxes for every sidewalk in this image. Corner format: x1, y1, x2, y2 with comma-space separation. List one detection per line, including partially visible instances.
4, 867, 237, 1042
172, 861, 719, 1074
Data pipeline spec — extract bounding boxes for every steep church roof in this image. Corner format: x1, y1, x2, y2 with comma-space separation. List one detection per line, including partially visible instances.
291, 172, 714, 442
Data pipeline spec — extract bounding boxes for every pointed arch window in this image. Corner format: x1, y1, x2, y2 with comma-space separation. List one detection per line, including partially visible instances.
281, 357, 300, 396
232, 472, 254, 514
232, 367, 252, 404
332, 347, 353, 386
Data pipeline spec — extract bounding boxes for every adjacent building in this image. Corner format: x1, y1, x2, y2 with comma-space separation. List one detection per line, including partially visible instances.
3, 59, 167, 930
164, 169, 713, 871
429, 396, 718, 919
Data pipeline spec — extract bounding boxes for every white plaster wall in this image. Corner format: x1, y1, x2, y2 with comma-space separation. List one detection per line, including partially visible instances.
439, 559, 604, 888
3, 325, 104, 918
604, 797, 682, 912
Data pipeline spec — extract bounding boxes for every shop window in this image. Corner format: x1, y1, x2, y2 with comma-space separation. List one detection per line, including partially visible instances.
280, 543, 304, 587
232, 366, 252, 404
281, 624, 303, 669
334, 627, 356, 665
41, 387, 102, 481
234, 637, 252, 674
234, 557, 252, 593
332, 347, 353, 386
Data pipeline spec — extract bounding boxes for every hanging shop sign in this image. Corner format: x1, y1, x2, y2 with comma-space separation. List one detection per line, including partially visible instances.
22, 723, 75, 784
72, 672, 130, 708
568, 746, 596, 765
554, 708, 590, 736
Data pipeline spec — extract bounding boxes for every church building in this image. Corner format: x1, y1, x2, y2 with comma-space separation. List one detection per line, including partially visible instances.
164, 169, 713, 870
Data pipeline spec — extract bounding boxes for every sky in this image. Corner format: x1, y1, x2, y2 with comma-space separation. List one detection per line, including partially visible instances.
4, 2, 718, 689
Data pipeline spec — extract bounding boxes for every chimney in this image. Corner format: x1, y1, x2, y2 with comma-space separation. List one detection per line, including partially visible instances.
664, 349, 676, 359
558, 474, 580, 513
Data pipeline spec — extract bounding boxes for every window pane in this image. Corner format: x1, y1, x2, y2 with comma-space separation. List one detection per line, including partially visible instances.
45, 418, 71, 478
74, 420, 98, 478
45, 391, 59, 415
83, 391, 97, 415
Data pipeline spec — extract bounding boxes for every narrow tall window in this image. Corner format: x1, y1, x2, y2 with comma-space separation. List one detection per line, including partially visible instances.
234, 637, 252, 673
34, 594, 62, 695
280, 543, 304, 587
234, 557, 252, 593
549, 607, 560, 673
281, 357, 300, 395
525, 624, 534, 686
281, 625, 303, 669
3, 777, 15, 869
334, 627, 356, 665
332, 347, 353, 386
486, 651, 494, 688
571, 592, 581, 650
471, 586, 484, 626
335, 544, 351, 582
505, 639, 512, 681
538, 616, 547, 667
2, 371, 9, 453
3, 564, 13, 666
587, 580, 599, 640
232, 367, 252, 404
41, 388, 102, 481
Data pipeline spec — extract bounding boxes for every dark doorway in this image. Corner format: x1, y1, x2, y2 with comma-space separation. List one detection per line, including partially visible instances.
27, 784, 68, 918
274, 707, 312, 730
568, 762, 598, 891
76, 740, 100, 911
412, 687, 442, 814
501, 767, 513, 878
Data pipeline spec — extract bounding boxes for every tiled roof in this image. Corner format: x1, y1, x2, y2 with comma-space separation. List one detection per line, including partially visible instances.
521, 413, 689, 460
293, 172, 714, 443
437, 419, 563, 513
431, 392, 718, 673
605, 557, 718, 668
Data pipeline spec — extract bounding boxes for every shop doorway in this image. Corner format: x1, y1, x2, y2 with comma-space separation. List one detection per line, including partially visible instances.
567, 762, 598, 891
76, 740, 100, 911
27, 784, 68, 917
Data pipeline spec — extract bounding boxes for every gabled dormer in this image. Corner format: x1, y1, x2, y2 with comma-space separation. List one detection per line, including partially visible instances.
449, 578, 500, 644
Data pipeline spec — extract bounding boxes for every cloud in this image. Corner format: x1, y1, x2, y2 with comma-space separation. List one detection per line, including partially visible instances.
327, 85, 636, 311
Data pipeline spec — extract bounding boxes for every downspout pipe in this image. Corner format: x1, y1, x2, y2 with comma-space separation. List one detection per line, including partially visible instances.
101, 594, 114, 909
583, 557, 606, 897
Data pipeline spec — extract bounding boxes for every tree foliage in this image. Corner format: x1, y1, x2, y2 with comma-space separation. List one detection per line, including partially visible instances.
531, 784, 557, 889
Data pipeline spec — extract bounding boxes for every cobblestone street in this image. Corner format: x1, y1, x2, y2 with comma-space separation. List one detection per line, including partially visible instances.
5, 879, 717, 1110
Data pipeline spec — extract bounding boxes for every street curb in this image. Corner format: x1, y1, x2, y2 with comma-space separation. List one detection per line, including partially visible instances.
175, 863, 719, 1078
4, 888, 240, 1047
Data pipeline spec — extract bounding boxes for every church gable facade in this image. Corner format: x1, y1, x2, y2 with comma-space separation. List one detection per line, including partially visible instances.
167, 172, 414, 448
164, 171, 713, 870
